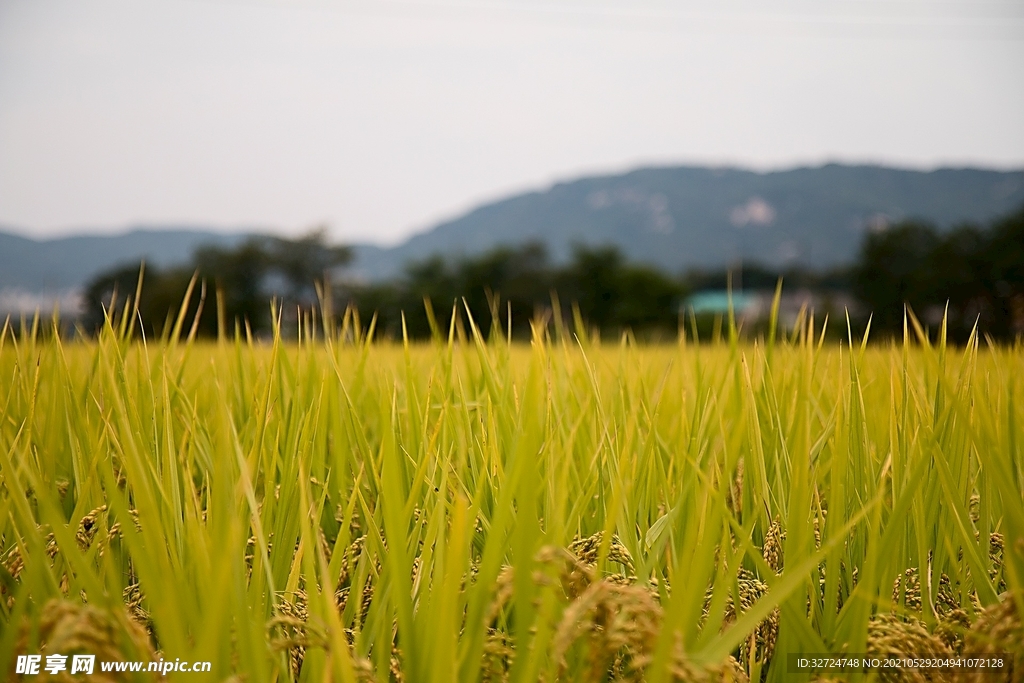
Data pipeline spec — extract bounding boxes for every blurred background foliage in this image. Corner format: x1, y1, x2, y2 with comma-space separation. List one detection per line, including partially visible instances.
82, 206, 1024, 343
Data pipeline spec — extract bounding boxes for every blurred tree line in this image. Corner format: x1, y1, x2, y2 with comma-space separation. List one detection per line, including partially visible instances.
853, 205, 1024, 341
346, 243, 683, 340
83, 231, 351, 339
83, 206, 1024, 343
84, 237, 684, 341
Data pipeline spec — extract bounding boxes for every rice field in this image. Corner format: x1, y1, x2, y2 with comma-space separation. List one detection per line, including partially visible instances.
0, 308, 1021, 681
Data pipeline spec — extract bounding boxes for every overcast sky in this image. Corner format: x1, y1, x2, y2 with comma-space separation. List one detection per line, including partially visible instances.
1, 0, 1022, 244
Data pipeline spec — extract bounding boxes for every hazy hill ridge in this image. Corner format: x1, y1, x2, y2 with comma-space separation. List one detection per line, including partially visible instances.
3, 164, 1023, 295
351, 164, 1024, 280
0, 228, 249, 292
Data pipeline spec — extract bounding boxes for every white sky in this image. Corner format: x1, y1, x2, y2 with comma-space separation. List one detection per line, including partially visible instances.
1, 0, 1022, 244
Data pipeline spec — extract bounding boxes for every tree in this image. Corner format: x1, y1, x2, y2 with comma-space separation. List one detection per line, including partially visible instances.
264, 229, 352, 303
82, 264, 200, 338
83, 231, 352, 338
341, 242, 685, 341
560, 245, 625, 332
615, 266, 683, 333
925, 224, 988, 338
980, 206, 1024, 338
853, 221, 939, 333
558, 244, 683, 337
851, 206, 1024, 341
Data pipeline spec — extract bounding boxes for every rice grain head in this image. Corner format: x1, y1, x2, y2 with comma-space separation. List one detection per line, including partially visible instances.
956, 592, 1023, 683
865, 613, 954, 683
11, 599, 153, 682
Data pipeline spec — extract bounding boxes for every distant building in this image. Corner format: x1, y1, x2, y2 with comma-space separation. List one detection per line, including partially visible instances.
686, 291, 756, 316
684, 289, 859, 330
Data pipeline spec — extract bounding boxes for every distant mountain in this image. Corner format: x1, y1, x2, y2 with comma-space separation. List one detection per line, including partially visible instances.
3, 164, 1023, 301
0, 228, 250, 293
349, 164, 1024, 280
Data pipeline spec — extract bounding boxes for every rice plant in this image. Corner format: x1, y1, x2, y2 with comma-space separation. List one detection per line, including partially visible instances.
0, 302, 1021, 681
